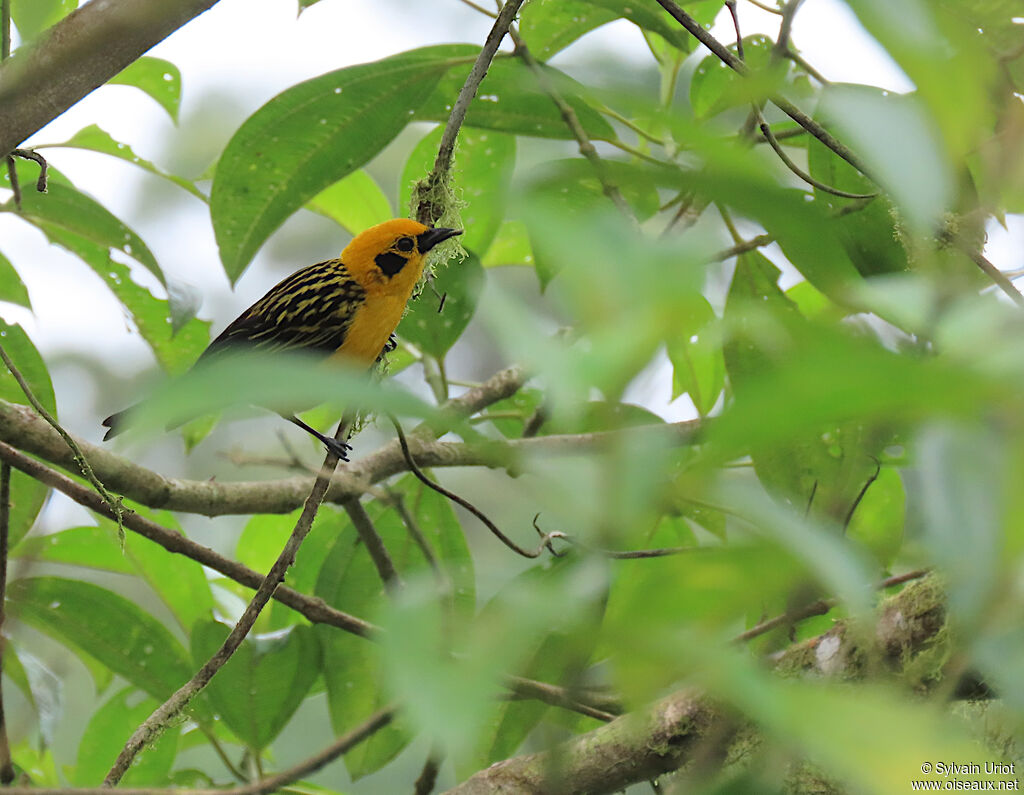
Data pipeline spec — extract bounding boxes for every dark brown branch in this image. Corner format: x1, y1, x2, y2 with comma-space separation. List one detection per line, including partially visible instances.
0, 0, 222, 157
105, 419, 353, 783
9, 148, 47, 192
0, 441, 375, 638
957, 241, 1024, 306
0, 395, 702, 516
415, 0, 526, 225
343, 498, 401, 588
653, 0, 874, 182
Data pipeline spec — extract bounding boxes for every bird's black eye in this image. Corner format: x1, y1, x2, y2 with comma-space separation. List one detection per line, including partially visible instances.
395, 236, 415, 252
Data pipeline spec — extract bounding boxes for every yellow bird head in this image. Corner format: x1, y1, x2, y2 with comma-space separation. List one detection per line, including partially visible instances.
341, 218, 462, 295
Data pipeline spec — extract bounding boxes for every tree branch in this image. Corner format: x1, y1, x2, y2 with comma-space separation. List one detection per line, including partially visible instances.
451, 575, 949, 794
0, 401, 702, 519
0, 441, 376, 638
105, 420, 352, 783
0, 463, 13, 784
415, 0, 526, 225
652, 0, 874, 182
0, 0, 221, 157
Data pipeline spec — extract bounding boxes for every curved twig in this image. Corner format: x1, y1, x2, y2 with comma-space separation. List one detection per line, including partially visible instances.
531, 515, 699, 560
390, 415, 563, 558
104, 419, 353, 784
0, 343, 125, 538
416, 0, 526, 225
758, 120, 878, 200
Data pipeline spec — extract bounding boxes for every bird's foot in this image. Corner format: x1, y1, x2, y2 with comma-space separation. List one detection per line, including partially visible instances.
323, 438, 352, 462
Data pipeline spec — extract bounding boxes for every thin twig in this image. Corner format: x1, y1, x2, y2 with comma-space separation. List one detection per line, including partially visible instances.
732, 568, 931, 643
342, 498, 402, 588
416, 0, 525, 225
0, 440, 622, 727
744, 0, 782, 14
0, 441, 376, 638
757, 120, 878, 199
841, 457, 880, 532
503, 675, 620, 722
773, 0, 803, 56
0, 463, 13, 784
0, 0, 9, 60
390, 492, 442, 577
712, 234, 775, 261
957, 241, 1024, 306
4, 157, 18, 211
0, 343, 126, 538
512, 35, 636, 222
785, 49, 829, 84
390, 415, 563, 558
10, 148, 47, 192
653, 0, 875, 182
104, 419, 354, 784
5, 707, 396, 795
455, 0, 497, 18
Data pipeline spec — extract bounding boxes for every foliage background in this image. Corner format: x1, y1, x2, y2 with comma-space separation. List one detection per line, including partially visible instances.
1, 0, 1023, 792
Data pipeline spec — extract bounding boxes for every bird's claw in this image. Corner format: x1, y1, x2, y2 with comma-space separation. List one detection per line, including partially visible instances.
323, 438, 352, 461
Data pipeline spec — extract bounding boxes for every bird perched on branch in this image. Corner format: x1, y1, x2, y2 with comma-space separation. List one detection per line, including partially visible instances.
102, 218, 462, 459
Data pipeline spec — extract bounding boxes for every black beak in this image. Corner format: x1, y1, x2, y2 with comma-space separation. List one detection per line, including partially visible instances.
417, 227, 462, 252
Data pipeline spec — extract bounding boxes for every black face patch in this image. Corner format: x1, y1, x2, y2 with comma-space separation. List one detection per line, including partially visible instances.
396, 236, 415, 252
375, 251, 407, 277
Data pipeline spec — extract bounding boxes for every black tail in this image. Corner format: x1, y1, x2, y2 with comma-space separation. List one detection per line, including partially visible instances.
101, 407, 131, 441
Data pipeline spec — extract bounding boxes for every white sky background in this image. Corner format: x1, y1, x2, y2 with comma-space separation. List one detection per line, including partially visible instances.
2, 0, 1020, 428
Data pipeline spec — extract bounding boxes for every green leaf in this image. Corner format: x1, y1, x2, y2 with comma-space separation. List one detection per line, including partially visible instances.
211, 45, 473, 282
665, 295, 724, 416
108, 57, 183, 122
13, 526, 136, 574
45, 125, 204, 199
519, 0, 619, 59
307, 169, 393, 236
191, 621, 320, 750
918, 423, 1002, 628
0, 251, 30, 309
7, 577, 194, 701
416, 57, 616, 142
2, 161, 164, 286
820, 84, 953, 233
73, 688, 180, 786
315, 478, 472, 778
398, 251, 484, 358
29, 224, 209, 375
0, 320, 52, 545
690, 35, 784, 119
400, 126, 516, 255
482, 219, 534, 267
9, 0, 75, 42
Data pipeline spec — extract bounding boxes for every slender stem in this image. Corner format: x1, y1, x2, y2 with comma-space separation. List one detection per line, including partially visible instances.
712, 234, 775, 261
745, 0, 783, 14
414, 751, 443, 795
417, 0, 526, 224
342, 498, 401, 588
104, 419, 353, 784
597, 105, 666, 146
653, 0, 875, 181
958, 241, 1024, 306
0, 441, 376, 638
757, 118, 878, 199
202, 729, 247, 784
732, 568, 931, 643
0, 463, 13, 784
0, 343, 125, 537
512, 35, 636, 222
454, 0, 497, 18
11, 708, 397, 795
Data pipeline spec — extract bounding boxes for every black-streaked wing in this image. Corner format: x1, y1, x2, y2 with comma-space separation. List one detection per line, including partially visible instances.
201, 259, 366, 360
